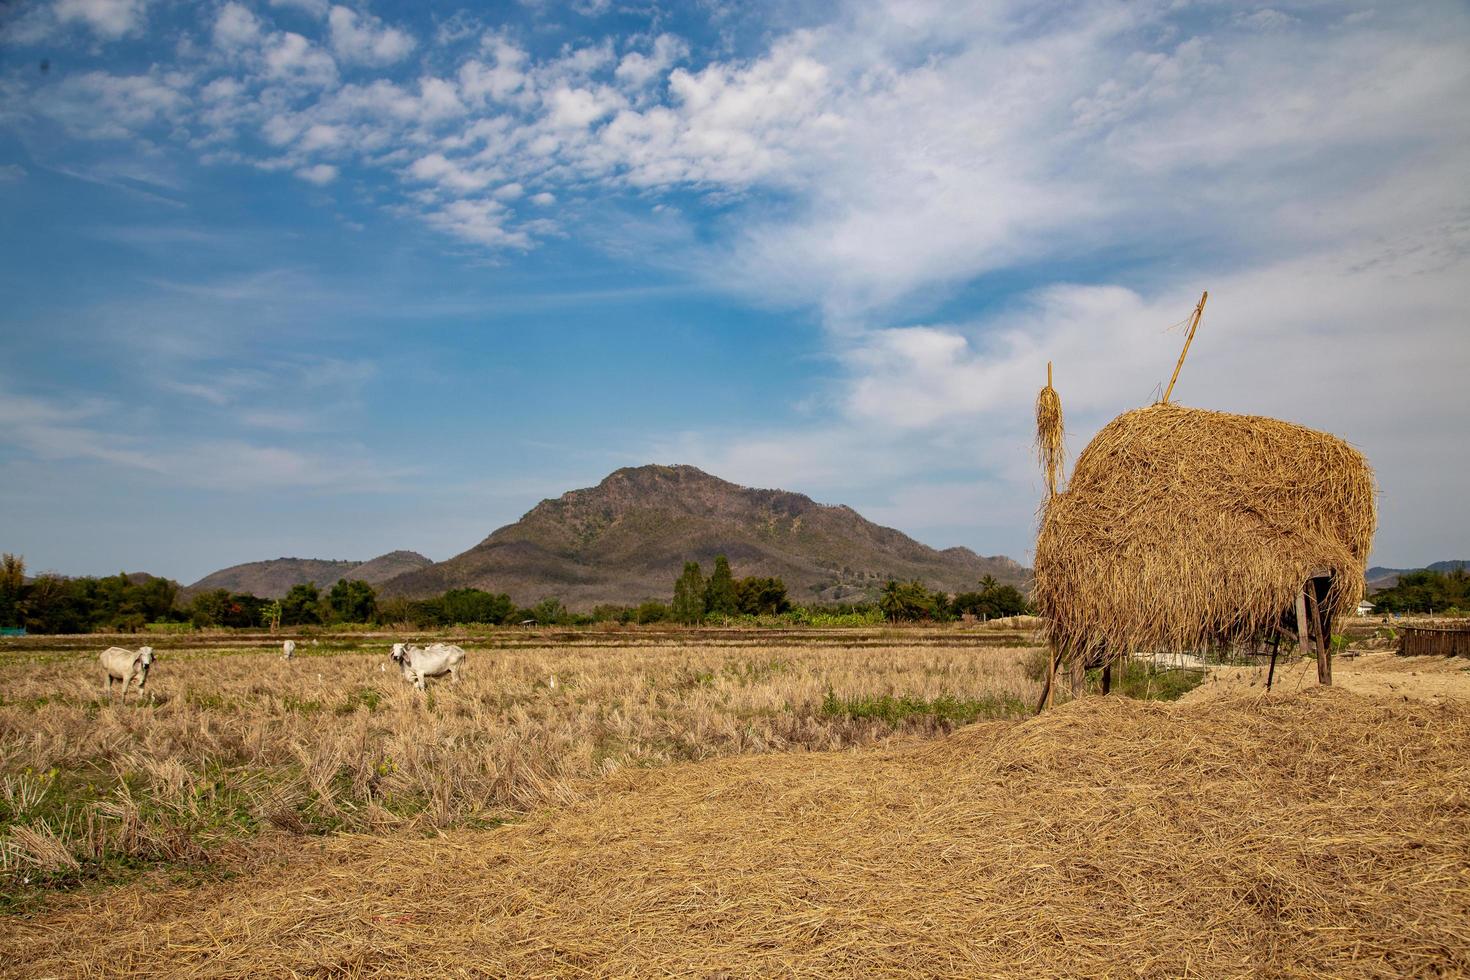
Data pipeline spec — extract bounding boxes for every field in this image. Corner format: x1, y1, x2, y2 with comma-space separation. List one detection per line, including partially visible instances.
0, 627, 1043, 909
4, 628, 1469, 977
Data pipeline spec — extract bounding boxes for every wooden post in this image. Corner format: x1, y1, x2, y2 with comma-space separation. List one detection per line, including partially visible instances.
1309, 589, 1332, 686
1266, 633, 1281, 691
1162, 291, 1208, 404
1295, 588, 1313, 664
1037, 644, 1061, 713
1100, 662, 1112, 695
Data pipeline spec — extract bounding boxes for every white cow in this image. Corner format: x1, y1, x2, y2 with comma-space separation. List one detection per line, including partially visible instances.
390, 642, 465, 691
282, 639, 296, 660
100, 646, 155, 702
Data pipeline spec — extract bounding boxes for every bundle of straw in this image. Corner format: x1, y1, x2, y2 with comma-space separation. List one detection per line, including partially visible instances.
1035, 362, 1064, 498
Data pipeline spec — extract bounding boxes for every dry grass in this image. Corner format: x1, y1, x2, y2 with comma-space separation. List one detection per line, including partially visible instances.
1035, 403, 1377, 667
4, 687, 1466, 977
1035, 371, 1065, 499
0, 638, 1040, 899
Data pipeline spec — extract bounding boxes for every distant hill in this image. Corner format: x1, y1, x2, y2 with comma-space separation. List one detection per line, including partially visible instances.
351, 551, 439, 585
380, 464, 1027, 607
184, 551, 432, 600
1367, 560, 1470, 591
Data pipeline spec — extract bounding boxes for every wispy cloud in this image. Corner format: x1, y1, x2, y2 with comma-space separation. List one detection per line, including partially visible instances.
0, 384, 406, 492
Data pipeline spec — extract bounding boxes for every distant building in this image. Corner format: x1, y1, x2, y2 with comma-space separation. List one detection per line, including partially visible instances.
1355, 600, 1375, 616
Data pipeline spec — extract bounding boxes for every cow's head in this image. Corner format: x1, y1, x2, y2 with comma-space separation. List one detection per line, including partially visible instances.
138, 646, 155, 667
391, 643, 405, 663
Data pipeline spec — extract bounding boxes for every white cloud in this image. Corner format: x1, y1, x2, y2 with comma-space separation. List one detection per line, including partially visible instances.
407, 152, 496, 192
212, 2, 261, 50
53, 0, 149, 39
458, 34, 530, 104
422, 198, 530, 248
545, 84, 623, 129
328, 5, 416, 66
614, 33, 688, 89
263, 31, 338, 86
0, 164, 26, 181
0, 389, 156, 472
296, 163, 338, 184
31, 69, 190, 140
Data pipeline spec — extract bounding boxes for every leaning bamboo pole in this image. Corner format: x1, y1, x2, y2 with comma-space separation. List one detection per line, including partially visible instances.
1162, 291, 1208, 404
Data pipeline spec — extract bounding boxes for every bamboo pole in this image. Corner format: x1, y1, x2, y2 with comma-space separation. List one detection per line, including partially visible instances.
1162, 291, 1208, 404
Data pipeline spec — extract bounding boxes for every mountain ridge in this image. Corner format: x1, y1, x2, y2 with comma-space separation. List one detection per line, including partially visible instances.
183, 551, 432, 600
1367, 560, 1470, 591
379, 464, 1027, 607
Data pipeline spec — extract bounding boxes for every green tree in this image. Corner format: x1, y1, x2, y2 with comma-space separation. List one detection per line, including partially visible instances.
439, 588, 514, 625
1372, 566, 1470, 613
635, 601, 669, 624
327, 579, 377, 623
704, 555, 739, 617
191, 589, 267, 628
530, 597, 569, 626
280, 582, 322, 626
951, 581, 1030, 619
879, 580, 941, 622
735, 576, 790, 615
672, 561, 707, 625
0, 553, 26, 628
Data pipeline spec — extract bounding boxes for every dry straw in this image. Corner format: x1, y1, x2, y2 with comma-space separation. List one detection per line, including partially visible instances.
1035, 361, 1064, 498
1034, 403, 1376, 667
6, 690, 1467, 977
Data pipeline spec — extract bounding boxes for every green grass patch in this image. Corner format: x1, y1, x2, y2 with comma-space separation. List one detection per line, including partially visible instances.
333, 687, 383, 715
1088, 661, 1205, 701
821, 690, 1029, 725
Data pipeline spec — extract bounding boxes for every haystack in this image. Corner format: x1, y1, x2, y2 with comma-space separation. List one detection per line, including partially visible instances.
1034, 403, 1376, 670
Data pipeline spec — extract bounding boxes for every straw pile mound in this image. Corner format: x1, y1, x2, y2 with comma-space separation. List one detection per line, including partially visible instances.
7, 690, 1466, 978
1034, 403, 1376, 662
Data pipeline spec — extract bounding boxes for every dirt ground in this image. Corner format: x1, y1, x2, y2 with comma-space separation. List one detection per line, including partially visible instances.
1181, 650, 1470, 705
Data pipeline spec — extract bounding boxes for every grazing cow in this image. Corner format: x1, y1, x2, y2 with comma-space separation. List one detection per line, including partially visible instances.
390, 642, 465, 691
282, 639, 296, 660
100, 646, 154, 702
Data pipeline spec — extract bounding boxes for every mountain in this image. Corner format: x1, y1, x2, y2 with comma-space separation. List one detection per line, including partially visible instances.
351, 550, 438, 585
184, 551, 432, 600
1367, 560, 1470, 591
380, 464, 1027, 607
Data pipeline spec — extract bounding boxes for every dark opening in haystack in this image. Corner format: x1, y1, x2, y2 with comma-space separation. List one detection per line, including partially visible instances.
1033, 403, 1376, 670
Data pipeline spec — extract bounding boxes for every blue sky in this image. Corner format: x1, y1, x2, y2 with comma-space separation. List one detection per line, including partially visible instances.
1, 0, 1467, 584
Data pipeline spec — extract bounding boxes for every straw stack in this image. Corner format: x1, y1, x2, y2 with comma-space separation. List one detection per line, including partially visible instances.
1033, 403, 1376, 669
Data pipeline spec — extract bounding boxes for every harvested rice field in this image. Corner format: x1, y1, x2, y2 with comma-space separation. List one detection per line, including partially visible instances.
4, 633, 1468, 977
0, 630, 1043, 908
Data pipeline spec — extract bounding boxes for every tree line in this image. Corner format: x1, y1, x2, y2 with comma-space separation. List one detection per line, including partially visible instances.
0, 552, 1031, 633
1370, 566, 1470, 614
